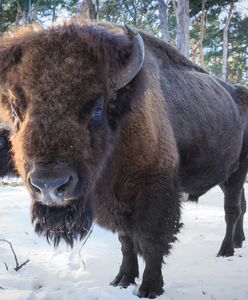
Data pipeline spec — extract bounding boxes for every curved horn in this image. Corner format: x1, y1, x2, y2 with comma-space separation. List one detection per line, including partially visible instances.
0, 123, 12, 132
112, 25, 145, 91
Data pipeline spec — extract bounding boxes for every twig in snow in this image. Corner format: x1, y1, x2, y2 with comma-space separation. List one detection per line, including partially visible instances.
79, 222, 95, 270
0, 238, 30, 271
4, 262, 8, 270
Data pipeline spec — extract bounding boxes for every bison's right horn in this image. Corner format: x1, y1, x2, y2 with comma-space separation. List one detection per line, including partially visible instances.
111, 25, 145, 91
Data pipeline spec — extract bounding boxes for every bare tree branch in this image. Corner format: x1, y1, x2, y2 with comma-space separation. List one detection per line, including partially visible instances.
0, 238, 30, 271
4, 262, 8, 270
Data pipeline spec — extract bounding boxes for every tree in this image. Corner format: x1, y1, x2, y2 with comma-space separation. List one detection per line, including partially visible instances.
192, 0, 207, 66
100, 0, 160, 35
77, 0, 99, 20
172, 0, 190, 57
228, 13, 248, 83
158, 0, 170, 42
222, 1, 235, 81
190, 0, 244, 83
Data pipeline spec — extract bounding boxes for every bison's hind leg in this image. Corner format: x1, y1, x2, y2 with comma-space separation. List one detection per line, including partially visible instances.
233, 189, 246, 248
217, 157, 248, 257
110, 233, 139, 288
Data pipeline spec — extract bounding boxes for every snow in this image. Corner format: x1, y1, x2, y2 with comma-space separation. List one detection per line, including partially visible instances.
0, 185, 248, 300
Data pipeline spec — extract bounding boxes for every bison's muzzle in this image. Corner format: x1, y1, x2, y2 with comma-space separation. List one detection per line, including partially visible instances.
27, 163, 81, 206
29, 164, 93, 247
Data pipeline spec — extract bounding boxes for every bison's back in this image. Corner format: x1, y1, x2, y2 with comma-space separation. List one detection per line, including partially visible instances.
142, 33, 248, 194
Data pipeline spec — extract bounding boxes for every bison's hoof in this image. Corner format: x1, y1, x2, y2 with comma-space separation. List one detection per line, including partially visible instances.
137, 283, 164, 299
217, 245, 234, 257
233, 235, 245, 248
110, 272, 136, 288
233, 241, 243, 248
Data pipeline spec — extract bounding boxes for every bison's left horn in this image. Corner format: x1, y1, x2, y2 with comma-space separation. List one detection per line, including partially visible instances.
113, 25, 145, 90
0, 123, 12, 132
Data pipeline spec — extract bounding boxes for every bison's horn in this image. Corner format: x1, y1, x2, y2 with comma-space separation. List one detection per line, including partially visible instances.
0, 123, 12, 132
112, 25, 145, 91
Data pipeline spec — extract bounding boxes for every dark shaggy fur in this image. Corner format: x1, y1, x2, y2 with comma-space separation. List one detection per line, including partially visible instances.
0, 21, 247, 298
0, 125, 15, 177
32, 198, 93, 247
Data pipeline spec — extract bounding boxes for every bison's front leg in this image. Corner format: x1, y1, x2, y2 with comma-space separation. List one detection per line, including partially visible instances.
136, 238, 164, 299
135, 180, 181, 298
110, 233, 139, 288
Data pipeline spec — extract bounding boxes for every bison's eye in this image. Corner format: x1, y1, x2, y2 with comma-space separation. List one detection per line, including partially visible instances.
90, 96, 104, 122
91, 106, 103, 119
0, 136, 6, 149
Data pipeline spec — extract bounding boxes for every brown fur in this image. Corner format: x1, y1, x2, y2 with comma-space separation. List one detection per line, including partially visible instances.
0, 21, 247, 298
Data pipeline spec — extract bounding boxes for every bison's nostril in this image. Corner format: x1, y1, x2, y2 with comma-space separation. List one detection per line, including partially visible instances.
29, 177, 42, 194
29, 175, 71, 201
56, 176, 72, 196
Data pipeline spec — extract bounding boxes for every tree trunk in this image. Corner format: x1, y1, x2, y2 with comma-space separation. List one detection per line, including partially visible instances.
77, 1, 89, 19
28, 0, 32, 22
199, 0, 207, 66
192, 1, 207, 66
158, 0, 170, 42
94, 0, 99, 20
77, 0, 99, 20
0, 0, 3, 33
52, 0, 56, 23
172, 0, 190, 58
222, 2, 235, 82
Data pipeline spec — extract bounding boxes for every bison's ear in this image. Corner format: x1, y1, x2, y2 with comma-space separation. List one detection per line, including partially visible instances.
0, 44, 23, 84
110, 26, 145, 91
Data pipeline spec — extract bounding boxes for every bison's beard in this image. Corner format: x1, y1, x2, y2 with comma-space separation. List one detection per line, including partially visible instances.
31, 199, 93, 247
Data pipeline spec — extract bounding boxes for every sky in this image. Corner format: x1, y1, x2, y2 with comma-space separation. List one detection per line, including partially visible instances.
238, 0, 248, 15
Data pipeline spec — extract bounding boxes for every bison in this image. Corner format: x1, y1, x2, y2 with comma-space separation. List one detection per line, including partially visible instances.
0, 124, 14, 177
0, 22, 247, 298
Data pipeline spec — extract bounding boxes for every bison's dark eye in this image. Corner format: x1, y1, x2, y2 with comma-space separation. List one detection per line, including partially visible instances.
91, 106, 103, 119
0, 136, 6, 149
90, 96, 104, 122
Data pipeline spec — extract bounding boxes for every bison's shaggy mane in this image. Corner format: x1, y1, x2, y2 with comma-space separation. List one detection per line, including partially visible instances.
0, 21, 134, 85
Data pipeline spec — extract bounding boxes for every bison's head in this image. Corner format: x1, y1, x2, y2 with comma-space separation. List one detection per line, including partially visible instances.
0, 23, 144, 246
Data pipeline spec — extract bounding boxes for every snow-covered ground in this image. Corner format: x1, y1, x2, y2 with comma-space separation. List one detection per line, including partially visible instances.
0, 185, 248, 300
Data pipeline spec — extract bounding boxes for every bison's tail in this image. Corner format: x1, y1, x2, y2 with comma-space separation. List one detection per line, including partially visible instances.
233, 84, 248, 110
